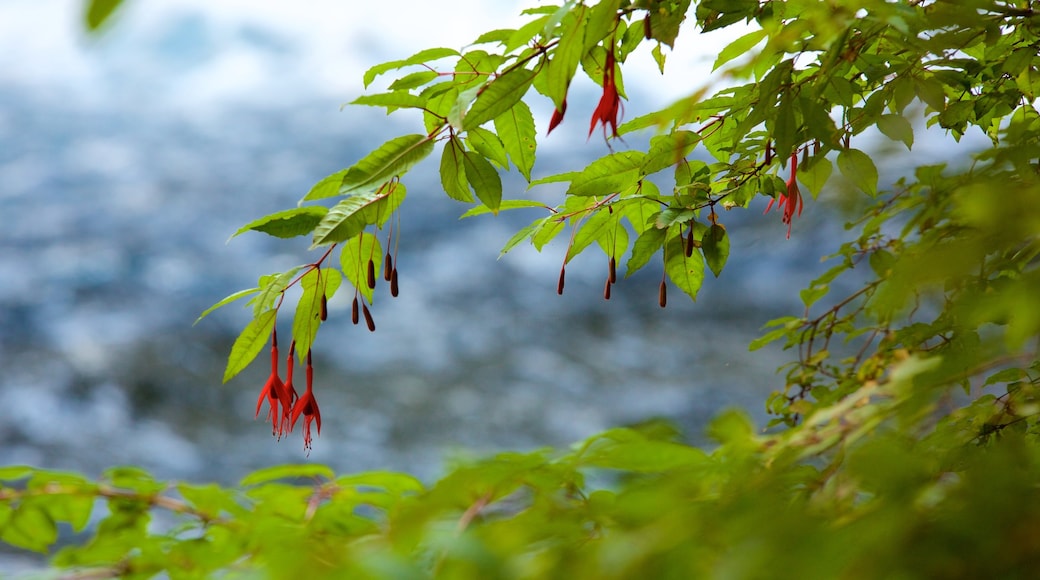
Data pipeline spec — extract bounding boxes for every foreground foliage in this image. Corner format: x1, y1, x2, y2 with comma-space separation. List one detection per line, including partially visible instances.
5, 0, 1038, 576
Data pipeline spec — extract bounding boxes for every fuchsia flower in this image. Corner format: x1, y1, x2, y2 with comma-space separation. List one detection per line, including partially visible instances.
255, 329, 291, 438
588, 48, 621, 140
280, 341, 300, 436
765, 152, 804, 239
547, 99, 567, 135
291, 350, 322, 453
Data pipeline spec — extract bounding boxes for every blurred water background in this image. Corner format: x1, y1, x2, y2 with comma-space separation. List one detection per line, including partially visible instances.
0, 0, 877, 494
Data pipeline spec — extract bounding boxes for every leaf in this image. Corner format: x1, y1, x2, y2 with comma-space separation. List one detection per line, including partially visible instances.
646, 0, 692, 47
713, 28, 767, 71
311, 183, 406, 248
337, 134, 433, 199
340, 233, 383, 305
467, 127, 509, 168
251, 268, 302, 318
351, 91, 428, 112
584, 0, 620, 52
463, 151, 503, 212
877, 114, 914, 150
701, 224, 730, 277
655, 208, 696, 229
642, 131, 700, 175
460, 199, 548, 218
293, 268, 343, 361
837, 148, 879, 196
462, 66, 538, 130
448, 85, 482, 130
494, 101, 537, 181
240, 464, 337, 487
84, 0, 123, 31
194, 288, 260, 326
665, 235, 705, 301
440, 137, 473, 202
568, 151, 645, 196
363, 47, 459, 88
301, 170, 348, 202
545, 5, 587, 110
231, 206, 328, 240
223, 309, 277, 383
388, 70, 439, 91
566, 209, 613, 263
626, 226, 667, 277
499, 218, 542, 256
799, 157, 832, 199
1, 504, 57, 553
576, 429, 707, 472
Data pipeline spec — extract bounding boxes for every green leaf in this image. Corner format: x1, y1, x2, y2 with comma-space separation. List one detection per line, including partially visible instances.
713, 28, 767, 71
363, 47, 459, 88
646, 0, 692, 47
337, 134, 434, 198
84, 0, 123, 31
0, 466, 32, 481
231, 206, 328, 240
584, 0, 620, 52
340, 233, 383, 305
494, 101, 537, 181
799, 157, 832, 199
701, 224, 730, 277
441, 137, 473, 202
223, 309, 277, 383
448, 85, 482, 130
799, 285, 829, 308
877, 114, 914, 150
388, 70, 439, 91
351, 91, 428, 112
499, 218, 542, 256
568, 151, 645, 196
194, 287, 260, 326
293, 267, 342, 361
915, 76, 947, 111
837, 148, 879, 196
626, 226, 667, 277
240, 464, 337, 487
467, 127, 509, 168
665, 235, 705, 301
1, 504, 58, 553
460, 199, 548, 218
566, 208, 613, 263
311, 183, 406, 248
545, 5, 587, 110
463, 150, 503, 212
642, 131, 700, 175
301, 169, 348, 202
576, 429, 707, 472
655, 208, 695, 229
462, 66, 538, 130
251, 268, 302, 318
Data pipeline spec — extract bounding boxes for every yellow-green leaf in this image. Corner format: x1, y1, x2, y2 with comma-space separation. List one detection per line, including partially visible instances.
223, 309, 277, 383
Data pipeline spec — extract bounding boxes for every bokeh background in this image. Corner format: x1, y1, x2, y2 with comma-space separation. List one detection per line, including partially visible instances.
0, 0, 847, 487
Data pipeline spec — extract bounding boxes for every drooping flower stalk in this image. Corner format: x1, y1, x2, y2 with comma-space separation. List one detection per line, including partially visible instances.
291, 350, 322, 453
764, 152, 804, 239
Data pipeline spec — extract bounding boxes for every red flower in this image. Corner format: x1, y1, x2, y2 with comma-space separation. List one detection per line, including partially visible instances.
588, 48, 621, 140
547, 98, 567, 135
256, 328, 291, 438
280, 341, 300, 436
765, 152, 804, 239
291, 350, 322, 453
